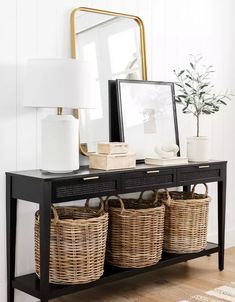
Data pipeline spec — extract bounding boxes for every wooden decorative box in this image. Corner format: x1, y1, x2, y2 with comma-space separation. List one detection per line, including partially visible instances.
89, 153, 136, 170
97, 142, 128, 155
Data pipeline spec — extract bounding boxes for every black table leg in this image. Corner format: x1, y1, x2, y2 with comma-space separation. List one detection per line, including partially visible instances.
6, 175, 17, 302
183, 185, 191, 192
218, 179, 226, 271
39, 182, 52, 301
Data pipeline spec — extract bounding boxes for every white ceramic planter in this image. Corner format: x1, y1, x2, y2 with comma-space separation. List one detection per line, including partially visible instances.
187, 136, 210, 162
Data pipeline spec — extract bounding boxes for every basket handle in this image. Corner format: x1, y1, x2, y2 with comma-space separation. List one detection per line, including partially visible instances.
139, 190, 163, 207
155, 189, 172, 207
36, 205, 59, 224
105, 195, 125, 214
192, 183, 208, 197
51, 205, 59, 225
85, 197, 104, 214
138, 190, 156, 201
143, 190, 162, 206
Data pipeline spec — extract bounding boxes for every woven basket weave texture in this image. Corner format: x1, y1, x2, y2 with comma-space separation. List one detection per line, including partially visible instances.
158, 184, 211, 254
106, 191, 165, 268
35, 198, 108, 285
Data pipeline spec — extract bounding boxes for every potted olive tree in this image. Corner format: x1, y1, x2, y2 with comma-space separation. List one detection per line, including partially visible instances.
174, 55, 232, 161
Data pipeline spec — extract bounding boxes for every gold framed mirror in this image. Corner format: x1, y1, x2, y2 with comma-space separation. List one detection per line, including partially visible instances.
70, 7, 148, 156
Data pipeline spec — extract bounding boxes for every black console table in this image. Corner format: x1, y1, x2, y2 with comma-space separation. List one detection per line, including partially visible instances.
6, 160, 227, 302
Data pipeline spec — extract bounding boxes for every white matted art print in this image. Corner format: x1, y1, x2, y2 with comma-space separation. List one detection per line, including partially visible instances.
116, 80, 179, 160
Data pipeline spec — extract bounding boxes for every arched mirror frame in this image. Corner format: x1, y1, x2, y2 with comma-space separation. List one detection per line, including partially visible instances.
70, 7, 148, 156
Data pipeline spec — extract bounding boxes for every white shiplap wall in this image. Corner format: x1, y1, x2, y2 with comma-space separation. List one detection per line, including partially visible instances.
0, 1, 235, 301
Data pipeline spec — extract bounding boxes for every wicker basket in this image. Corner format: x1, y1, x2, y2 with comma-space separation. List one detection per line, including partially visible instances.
35, 198, 108, 285
105, 191, 165, 268
158, 184, 211, 254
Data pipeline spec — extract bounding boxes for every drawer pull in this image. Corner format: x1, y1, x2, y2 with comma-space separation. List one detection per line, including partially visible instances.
146, 170, 160, 174
198, 165, 210, 169
83, 176, 100, 181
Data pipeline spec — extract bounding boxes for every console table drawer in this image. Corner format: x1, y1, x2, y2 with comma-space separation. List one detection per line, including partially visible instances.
121, 169, 176, 192
177, 164, 222, 185
52, 175, 120, 202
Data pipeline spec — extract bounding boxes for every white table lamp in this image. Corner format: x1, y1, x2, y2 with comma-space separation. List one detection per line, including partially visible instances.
24, 58, 95, 173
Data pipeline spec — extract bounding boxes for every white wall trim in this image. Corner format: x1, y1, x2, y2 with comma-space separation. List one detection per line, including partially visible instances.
0, 283, 6, 302
208, 228, 235, 249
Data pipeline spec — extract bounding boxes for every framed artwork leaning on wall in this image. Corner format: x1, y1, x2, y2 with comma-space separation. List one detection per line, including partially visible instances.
111, 79, 180, 162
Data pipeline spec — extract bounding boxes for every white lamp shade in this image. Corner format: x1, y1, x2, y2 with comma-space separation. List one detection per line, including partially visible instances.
23, 58, 95, 109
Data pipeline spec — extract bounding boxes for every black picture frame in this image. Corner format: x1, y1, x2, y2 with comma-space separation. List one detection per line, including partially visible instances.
109, 79, 180, 163
108, 79, 121, 142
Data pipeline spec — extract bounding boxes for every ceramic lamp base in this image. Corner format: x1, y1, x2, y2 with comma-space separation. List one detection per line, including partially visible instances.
41, 115, 79, 173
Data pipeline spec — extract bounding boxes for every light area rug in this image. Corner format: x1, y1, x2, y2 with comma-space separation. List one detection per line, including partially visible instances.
180, 283, 235, 302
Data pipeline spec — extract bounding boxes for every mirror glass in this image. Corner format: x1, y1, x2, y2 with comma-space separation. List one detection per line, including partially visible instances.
72, 9, 146, 154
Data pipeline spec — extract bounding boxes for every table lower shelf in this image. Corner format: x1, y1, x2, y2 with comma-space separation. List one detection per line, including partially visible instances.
13, 242, 219, 299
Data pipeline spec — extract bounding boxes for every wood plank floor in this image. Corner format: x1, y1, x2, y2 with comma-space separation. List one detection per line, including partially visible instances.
54, 247, 235, 302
